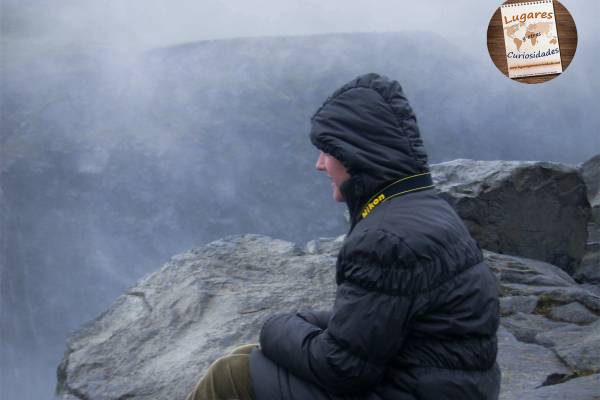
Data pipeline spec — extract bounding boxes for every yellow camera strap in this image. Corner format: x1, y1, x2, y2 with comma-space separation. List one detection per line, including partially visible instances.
359, 172, 434, 221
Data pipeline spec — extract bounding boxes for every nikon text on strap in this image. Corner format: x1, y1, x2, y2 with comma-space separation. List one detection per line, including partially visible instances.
359, 172, 434, 221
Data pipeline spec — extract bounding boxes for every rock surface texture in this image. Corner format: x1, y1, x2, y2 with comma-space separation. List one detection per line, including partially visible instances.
580, 154, 600, 225
56, 235, 338, 400
574, 154, 600, 284
430, 159, 590, 274
57, 157, 600, 400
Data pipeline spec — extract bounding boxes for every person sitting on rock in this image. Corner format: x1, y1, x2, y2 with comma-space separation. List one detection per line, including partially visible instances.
184, 72, 501, 400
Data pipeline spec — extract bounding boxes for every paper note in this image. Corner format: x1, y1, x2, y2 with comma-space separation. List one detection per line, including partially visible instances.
500, 0, 562, 78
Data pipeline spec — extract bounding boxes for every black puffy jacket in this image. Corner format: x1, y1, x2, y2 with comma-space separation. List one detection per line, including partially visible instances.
249, 73, 501, 399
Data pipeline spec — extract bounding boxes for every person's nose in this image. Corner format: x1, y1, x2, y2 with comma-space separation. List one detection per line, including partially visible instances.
315, 152, 326, 171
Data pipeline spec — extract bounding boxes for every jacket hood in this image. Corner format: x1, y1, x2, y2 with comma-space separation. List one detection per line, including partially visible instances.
309, 73, 430, 231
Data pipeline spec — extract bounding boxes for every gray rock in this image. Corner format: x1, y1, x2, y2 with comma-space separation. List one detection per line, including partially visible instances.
56, 234, 337, 400
431, 159, 590, 273
574, 223, 600, 284
518, 373, 600, 400
502, 313, 568, 344
484, 250, 600, 314
580, 283, 600, 297
574, 155, 600, 283
500, 296, 539, 316
497, 326, 571, 400
536, 319, 600, 373
304, 235, 345, 255
575, 251, 600, 284
484, 250, 576, 287
548, 302, 599, 324
590, 222, 600, 244
54, 395, 80, 400
580, 154, 600, 224
504, 285, 600, 314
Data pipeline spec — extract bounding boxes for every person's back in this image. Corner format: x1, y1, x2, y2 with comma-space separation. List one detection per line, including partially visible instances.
346, 186, 500, 399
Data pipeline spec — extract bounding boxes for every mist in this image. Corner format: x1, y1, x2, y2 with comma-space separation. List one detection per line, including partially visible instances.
2, 1, 600, 399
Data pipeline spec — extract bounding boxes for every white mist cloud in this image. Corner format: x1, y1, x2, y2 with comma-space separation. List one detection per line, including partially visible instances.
4, 0, 596, 53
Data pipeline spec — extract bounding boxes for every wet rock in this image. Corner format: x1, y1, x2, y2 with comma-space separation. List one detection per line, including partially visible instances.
574, 223, 600, 284
500, 296, 538, 316
548, 302, 599, 325
574, 250, 600, 284
304, 235, 345, 255
518, 373, 600, 400
431, 159, 590, 273
502, 313, 568, 344
497, 326, 571, 400
580, 283, 600, 297
536, 319, 600, 373
484, 250, 600, 314
56, 234, 338, 400
580, 154, 600, 224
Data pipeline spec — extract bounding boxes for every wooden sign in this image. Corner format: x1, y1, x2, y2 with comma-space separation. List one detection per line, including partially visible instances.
487, 0, 577, 84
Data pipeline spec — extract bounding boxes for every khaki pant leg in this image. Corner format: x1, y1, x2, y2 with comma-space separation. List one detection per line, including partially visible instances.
185, 354, 255, 400
229, 343, 259, 355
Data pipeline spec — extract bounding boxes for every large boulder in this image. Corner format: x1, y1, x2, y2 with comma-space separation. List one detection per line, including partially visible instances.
56, 234, 600, 400
56, 234, 338, 400
580, 154, 600, 224
575, 238, 600, 284
575, 154, 600, 284
430, 159, 590, 274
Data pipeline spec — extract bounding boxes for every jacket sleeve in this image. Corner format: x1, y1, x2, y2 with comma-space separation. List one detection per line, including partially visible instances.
296, 309, 332, 329
259, 229, 424, 395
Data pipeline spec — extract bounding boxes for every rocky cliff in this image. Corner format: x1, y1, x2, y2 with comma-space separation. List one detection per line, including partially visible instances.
56, 157, 600, 400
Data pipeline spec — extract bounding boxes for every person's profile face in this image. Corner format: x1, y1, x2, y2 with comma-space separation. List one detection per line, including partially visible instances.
315, 151, 351, 202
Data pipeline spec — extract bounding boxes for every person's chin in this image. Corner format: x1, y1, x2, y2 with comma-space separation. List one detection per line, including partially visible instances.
333, 190, 344, 202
